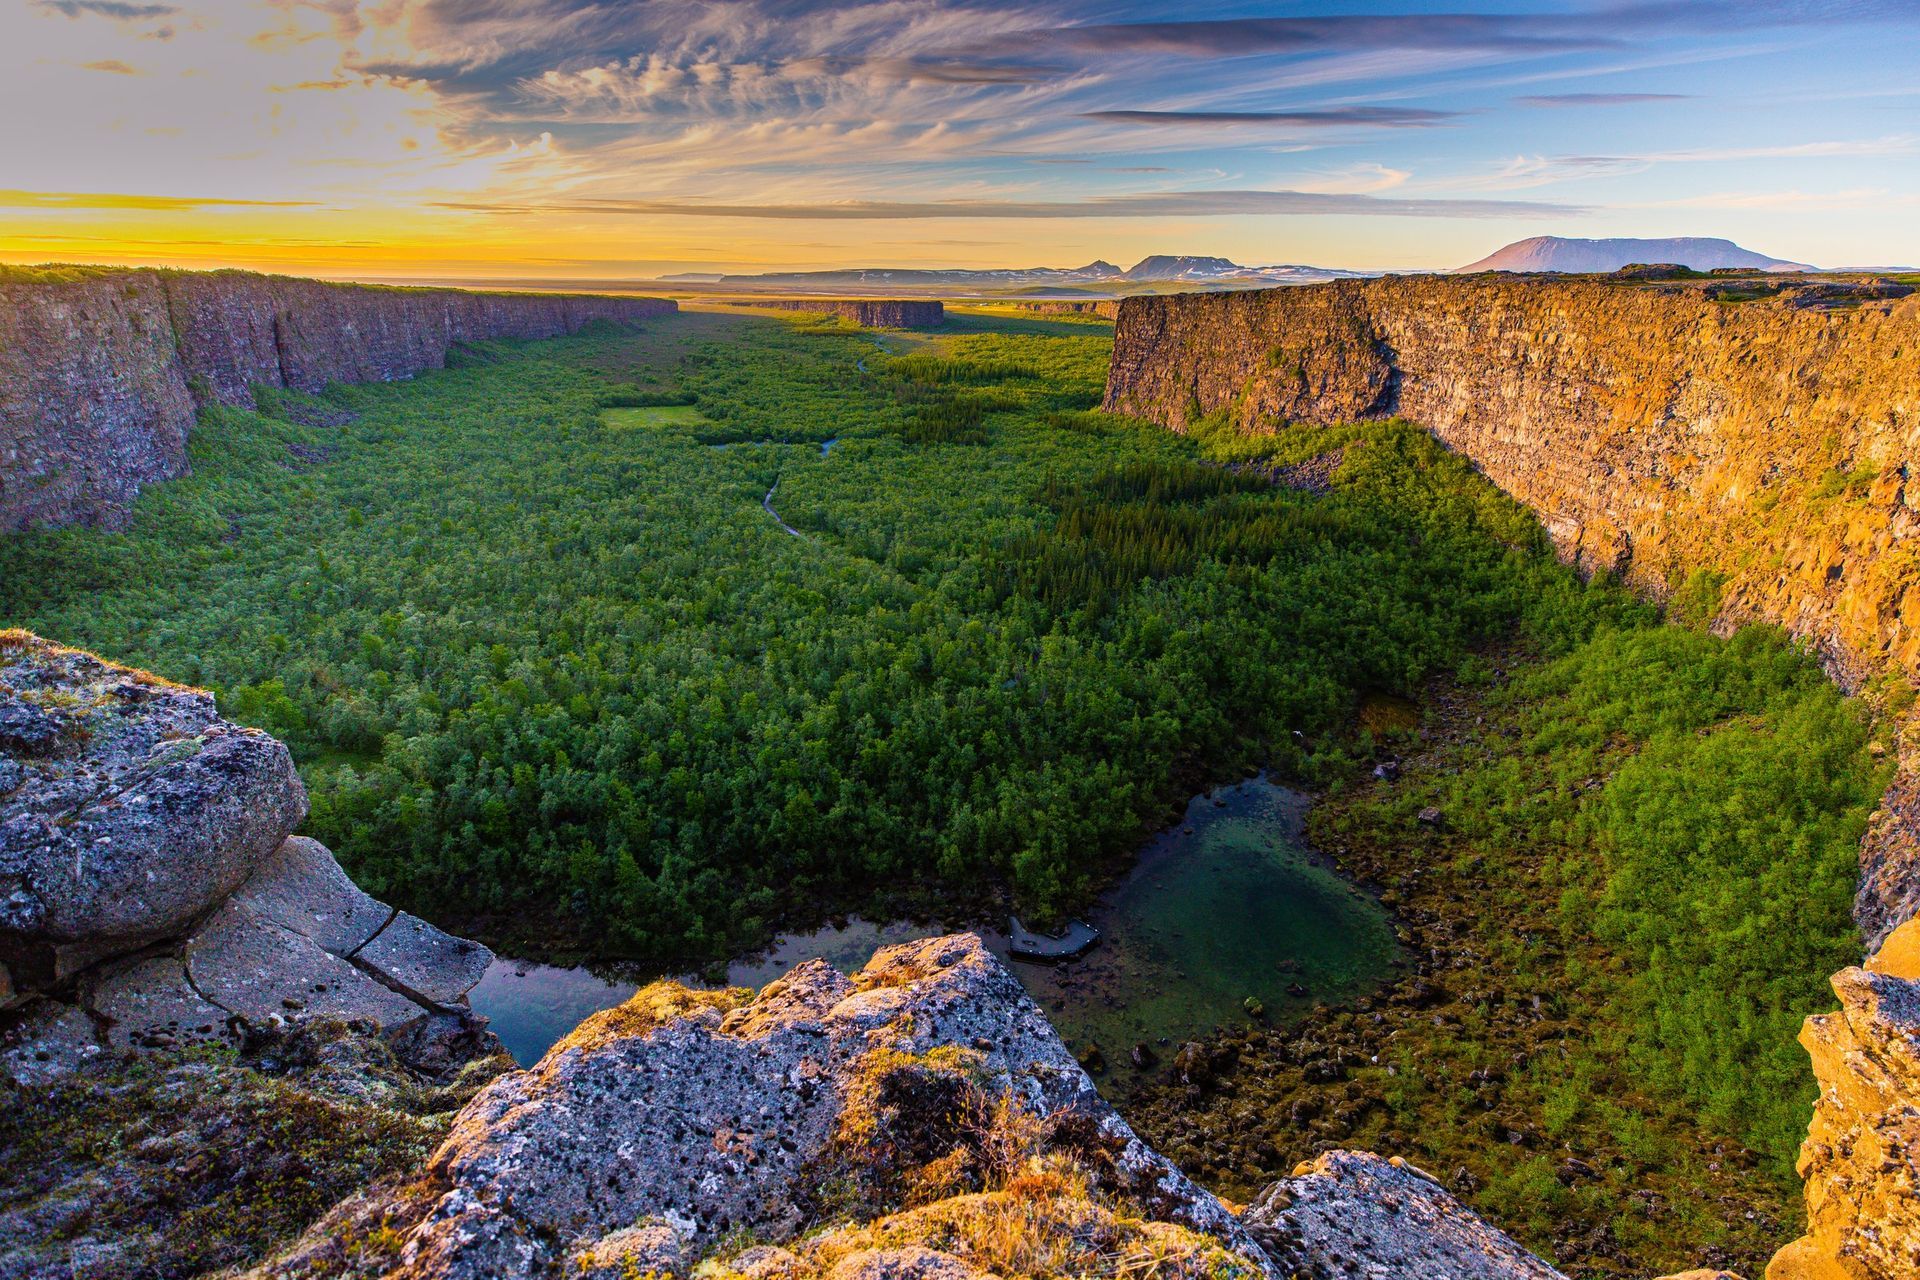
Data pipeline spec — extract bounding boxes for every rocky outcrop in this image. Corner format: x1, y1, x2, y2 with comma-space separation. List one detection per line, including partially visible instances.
0, 268, 677, 531
1104, 275, 1920, 943
0, 632, 495, 1083
1768, 915, 1920, 1280
733, 299, 945, 328
1244, 1151, 1567, 1279
256, 933, 1281, 1279
252, 932, 1573, 1280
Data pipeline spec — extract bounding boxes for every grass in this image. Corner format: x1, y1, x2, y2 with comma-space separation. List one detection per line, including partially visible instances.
602, 404, 712, 430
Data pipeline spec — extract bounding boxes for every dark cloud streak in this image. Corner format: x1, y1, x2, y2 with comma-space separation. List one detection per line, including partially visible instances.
1084, 107, 1458, 128
35, 0, 176, 18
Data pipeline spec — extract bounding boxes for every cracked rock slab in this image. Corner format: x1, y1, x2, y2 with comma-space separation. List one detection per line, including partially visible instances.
231, 835, 390, 957
354, 910, 492, 1007
187, 898, 424, 1029
1244, 1150, 1566, 1280
89, 953, 232, 1051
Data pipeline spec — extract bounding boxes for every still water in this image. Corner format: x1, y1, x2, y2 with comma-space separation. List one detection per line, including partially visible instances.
470, 777, 1399, 1079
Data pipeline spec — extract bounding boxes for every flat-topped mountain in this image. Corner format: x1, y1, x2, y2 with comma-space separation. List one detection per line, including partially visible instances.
1458, 234, 1815, 274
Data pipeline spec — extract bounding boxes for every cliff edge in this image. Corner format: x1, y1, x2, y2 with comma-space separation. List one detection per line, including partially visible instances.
0, 267, 677, 531
0, 634, 1567, 1280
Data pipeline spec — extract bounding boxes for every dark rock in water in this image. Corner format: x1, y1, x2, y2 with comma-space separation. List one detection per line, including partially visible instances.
1006, 917, 1099, 960
1172, 1040, 1215, 1086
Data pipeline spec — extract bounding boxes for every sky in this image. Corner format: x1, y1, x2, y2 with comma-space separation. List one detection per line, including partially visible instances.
2, 0, 1917, 279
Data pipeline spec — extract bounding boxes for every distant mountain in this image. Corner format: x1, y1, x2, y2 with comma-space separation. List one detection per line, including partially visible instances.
662, 255, 1372, 295
1457, 236, 1815, 274
1124, 255, 1243, 281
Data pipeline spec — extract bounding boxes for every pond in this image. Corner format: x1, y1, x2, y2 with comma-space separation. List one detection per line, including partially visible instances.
469, 777, 1400, 1081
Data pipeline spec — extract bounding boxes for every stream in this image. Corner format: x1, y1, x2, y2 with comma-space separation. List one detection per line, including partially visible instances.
471, 776, 1401, 1083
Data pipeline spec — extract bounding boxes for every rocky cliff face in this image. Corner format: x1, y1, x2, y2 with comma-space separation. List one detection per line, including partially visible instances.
0, 632, 496, 1086
1768, 916, 1920, 1280
733, 299, 945, 327
0, 269, 677, 531
1002, 300, 1120, 319
1104, 275, 1920, 943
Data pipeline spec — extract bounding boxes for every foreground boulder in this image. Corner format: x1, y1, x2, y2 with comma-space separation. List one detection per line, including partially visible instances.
256, 933, 1268, 1279
0, 633, 495, 1081
0, 630, 305, 985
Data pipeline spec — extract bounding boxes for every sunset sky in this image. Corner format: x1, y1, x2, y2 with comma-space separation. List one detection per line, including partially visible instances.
5, 0, 1917, 280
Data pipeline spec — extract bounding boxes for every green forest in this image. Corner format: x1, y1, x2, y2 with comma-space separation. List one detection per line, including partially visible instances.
0, 305, 1883, 1262
0, 307, 1623, 960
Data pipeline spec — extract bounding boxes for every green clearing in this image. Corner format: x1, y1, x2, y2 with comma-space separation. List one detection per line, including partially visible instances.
0, 309, 1881, 1269
602, 404, 712, 430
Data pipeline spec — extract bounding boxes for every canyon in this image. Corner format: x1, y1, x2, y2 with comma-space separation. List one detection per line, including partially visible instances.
4, 267, 1919, 1277
0, 268, 676, 532
1104, 272, 1920, 1279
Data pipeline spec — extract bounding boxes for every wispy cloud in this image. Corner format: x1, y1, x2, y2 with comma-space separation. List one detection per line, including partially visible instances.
80, 58, 139, 74
1004, 15, 1618, 57
1082, 107, 1457, 128
0, 189, 317, 210
1516, 92, 1692, 106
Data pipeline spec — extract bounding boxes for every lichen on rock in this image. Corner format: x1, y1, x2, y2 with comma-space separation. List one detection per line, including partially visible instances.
253, 934, 1270, 1280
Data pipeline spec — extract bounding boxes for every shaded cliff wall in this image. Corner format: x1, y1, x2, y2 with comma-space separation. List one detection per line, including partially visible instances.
1003, 300, 1120, 319
0, 268, 677, 531
1106, 276, 1920, 942
731, 298, 944, 327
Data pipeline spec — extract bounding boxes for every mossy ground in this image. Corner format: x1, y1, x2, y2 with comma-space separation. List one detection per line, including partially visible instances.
0, 1023, 508, 1280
